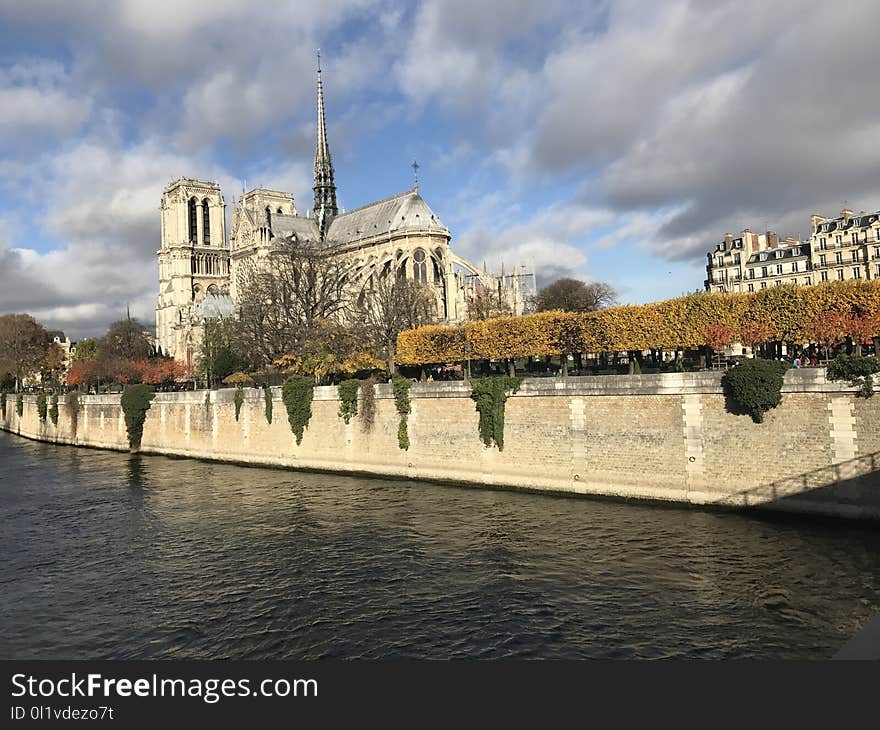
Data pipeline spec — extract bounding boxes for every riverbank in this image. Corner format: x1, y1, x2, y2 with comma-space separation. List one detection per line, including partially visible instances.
2, 369, 879, 520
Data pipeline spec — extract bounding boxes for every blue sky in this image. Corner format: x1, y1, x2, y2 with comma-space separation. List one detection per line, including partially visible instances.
1, 0, 879, 339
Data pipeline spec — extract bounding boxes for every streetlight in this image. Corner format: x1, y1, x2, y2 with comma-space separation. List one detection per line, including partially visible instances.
464, 341, 472, 382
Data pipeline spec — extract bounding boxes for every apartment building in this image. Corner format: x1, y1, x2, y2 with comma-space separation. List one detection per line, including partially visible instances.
705, 207, 880, 292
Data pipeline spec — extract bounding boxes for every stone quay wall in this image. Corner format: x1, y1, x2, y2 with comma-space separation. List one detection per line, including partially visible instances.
3, 369, 880, 520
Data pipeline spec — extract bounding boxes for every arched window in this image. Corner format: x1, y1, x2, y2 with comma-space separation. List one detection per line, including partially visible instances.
413, 248, 428, 284
202, 199, 211, 244
188, 198, 197, 243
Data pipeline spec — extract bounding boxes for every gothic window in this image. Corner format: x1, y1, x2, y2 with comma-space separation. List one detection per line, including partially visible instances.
188, 198, 197, 242
202, 199, 211, 244
413, 248, 427, 284
207, 284, 219, 295
265, 207, 273, 239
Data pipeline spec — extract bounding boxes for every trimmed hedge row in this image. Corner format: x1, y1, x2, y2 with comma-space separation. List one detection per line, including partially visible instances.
396, 280, 880, 365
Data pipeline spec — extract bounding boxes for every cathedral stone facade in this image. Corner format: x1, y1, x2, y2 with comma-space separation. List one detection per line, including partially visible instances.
156, 61, 529, 365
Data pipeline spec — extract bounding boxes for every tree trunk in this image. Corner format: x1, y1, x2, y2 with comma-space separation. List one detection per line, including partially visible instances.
561, 358, 569, 379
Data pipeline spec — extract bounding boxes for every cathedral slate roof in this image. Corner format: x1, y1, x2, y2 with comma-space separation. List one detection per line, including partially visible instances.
325, 189, 448, 246
194, 293, 235, 319
272, 214, 320, 244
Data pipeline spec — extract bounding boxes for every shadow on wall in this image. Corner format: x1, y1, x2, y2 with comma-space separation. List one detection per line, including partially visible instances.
715, 450, 880, 516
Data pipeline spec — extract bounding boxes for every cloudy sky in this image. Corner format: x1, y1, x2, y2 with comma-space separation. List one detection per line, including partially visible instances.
1, 0, 879, 339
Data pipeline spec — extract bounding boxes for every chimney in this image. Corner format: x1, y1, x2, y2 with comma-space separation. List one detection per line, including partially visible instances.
766, 231, 780, 249
842, 207, 853, 220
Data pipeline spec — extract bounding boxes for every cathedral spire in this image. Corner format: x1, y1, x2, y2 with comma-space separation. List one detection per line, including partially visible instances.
313, 50, 338, 238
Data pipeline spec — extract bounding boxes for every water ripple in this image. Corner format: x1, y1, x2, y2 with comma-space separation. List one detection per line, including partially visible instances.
1, 431, 878, 659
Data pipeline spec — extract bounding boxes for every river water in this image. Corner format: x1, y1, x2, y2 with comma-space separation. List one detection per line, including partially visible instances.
1, 430, 878, 659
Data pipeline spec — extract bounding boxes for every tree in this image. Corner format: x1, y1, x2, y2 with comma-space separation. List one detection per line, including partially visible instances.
72, 338, 99, 364
0, 313, 51, 391
739, 319, 774, 354
358, 274, 435, 373
536, 278, 617, 313
41, 342, 68, 386
102, 317, 152, 360
466, 288, 513, 321
234, 239, 351, 367
197, 319, 242, 387
806, 311, 846, 362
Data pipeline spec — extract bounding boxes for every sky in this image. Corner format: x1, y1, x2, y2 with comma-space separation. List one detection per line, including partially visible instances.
1, 0, 879, 340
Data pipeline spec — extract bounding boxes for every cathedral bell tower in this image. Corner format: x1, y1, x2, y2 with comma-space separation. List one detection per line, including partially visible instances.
156, 178, 228, 362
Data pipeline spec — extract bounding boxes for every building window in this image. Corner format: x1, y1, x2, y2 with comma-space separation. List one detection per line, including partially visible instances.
853, 267, 861, 279
853, 250, 860, 261
748, 269, 755, 279
775, 280, 782, 286
835, 252, 843, 264
851, 233, 859, 245
413, 248, 428, 284
747, 283, 754, 292
875, 264, 880, 278
776, 264, 783, 274
819, 237, 827, 250
836, 268, 844, 280
792, 261, 799, 273
805, 277, 811, 285
202, 199, 210, 244
821, 270, 829, 282
874, 246, 880, 258
734, 253, 741, 264
188, 198, 197, 243
761, 266, 768, 277
760, 282, 767, 289
835, 235, 842, 245
820, 254, 827, 266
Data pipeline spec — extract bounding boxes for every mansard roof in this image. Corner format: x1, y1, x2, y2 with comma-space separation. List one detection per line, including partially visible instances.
325, 188, 448, 246
816, 210, 880, 233
746, 245, 810, 264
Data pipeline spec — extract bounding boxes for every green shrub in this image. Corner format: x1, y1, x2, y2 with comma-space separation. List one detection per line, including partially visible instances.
359, 377, 376, 433
470, 376, 522, 450
120, 384, 155, 450
65, 392, 81, 435
826, 354, 880, 398
281, 376, 314, 445
49, 394, 59, 426
722, 359, 788, 423
392, 374, 412, 450
337, 379, 359, 424
16, 394, 23, 418
36, 392, 47, 421
263, 384, 273, 424
233, 387, 245, 421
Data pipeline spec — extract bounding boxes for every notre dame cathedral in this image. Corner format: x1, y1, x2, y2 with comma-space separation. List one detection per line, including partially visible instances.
156, 58, 532, 365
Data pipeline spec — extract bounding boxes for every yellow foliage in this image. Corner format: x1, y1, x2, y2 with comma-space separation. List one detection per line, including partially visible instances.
395, 280, 880, 364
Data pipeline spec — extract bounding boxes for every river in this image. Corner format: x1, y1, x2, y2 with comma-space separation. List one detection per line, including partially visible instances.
1, 430, 878, 659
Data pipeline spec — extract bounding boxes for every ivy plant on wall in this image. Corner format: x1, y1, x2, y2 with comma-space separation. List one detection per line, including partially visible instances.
359, 377, 376, 433
120, 384, 155, 451
392, 374, 412, 450
65, 392, 81, 436
282, 376, 314, 445
0, 392, 6, 421
263, 385, 273, 424
233, 387, 245, 421
36, 393, 47, 422
722, 359, 788, 423
470, 376, 522, 450
49, 394, 59, 426
16, 394, 23, 418
337, 379, 359, 424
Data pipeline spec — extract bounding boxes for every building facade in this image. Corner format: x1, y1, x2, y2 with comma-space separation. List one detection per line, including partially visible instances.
157, 60, 530, 365
705, 208, 880, 293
